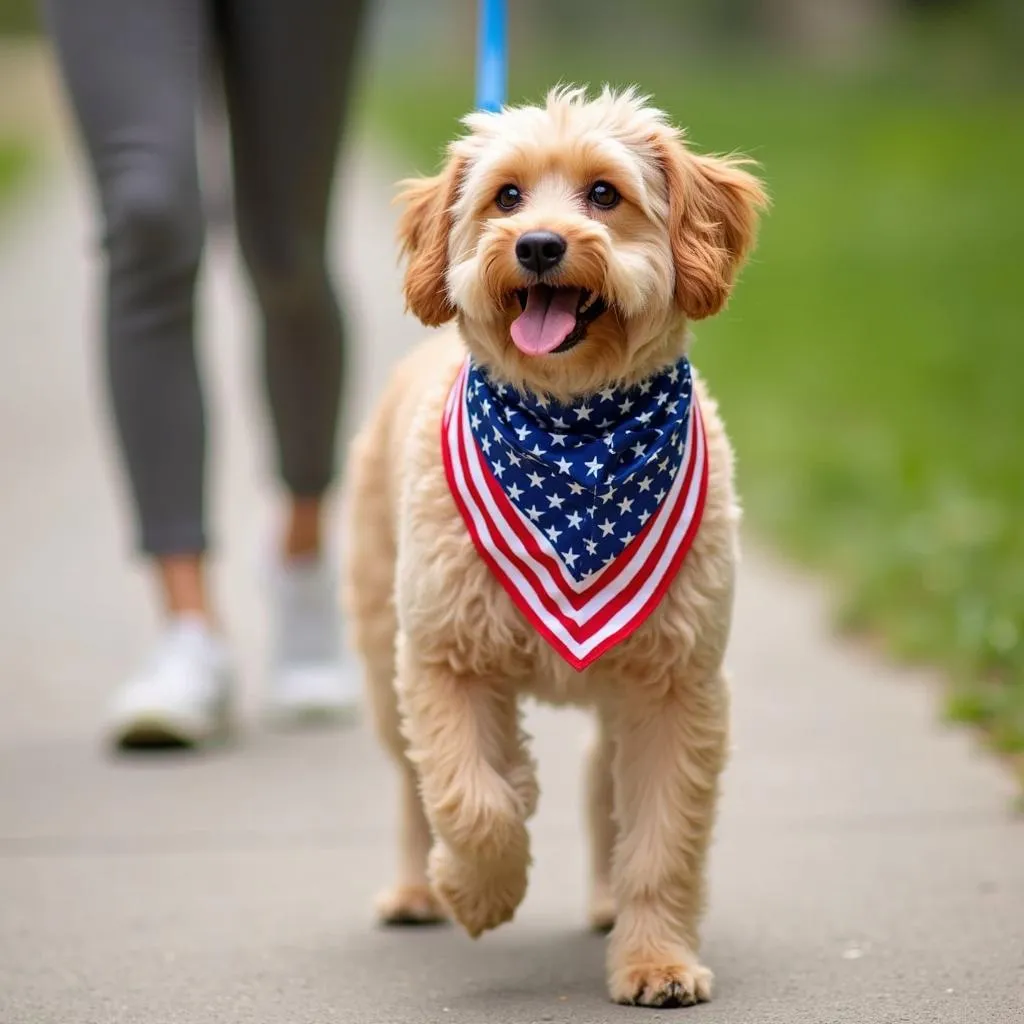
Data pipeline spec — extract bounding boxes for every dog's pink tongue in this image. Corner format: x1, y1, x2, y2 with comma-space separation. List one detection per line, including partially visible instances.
511, 286, 580, 355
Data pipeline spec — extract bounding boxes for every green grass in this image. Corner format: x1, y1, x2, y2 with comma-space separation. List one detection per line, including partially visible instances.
365, 53, 1024, 769
0, 139, 31, 204
0, 0, 40, 35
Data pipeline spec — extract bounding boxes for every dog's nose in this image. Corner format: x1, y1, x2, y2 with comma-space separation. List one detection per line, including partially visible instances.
515, 231, 567, 275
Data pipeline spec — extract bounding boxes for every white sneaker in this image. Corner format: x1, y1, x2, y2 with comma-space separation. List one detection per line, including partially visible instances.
266, 554, 360, 725
107, 616, 234, 750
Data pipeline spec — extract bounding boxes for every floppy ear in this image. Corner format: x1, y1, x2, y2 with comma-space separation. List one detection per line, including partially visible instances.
395, 155, 465, 327
657, 135, 768, 320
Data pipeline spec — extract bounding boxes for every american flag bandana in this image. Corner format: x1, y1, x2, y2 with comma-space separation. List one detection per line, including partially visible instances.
441, 355, 708, 670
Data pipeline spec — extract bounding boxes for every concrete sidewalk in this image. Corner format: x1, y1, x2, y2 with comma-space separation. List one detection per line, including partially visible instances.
0, 127, 1022, 1023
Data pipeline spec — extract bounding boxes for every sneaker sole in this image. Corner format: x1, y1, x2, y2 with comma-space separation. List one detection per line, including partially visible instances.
110, 703, 232, 753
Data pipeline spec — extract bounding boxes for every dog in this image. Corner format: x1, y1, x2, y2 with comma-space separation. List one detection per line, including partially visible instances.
342, 85, 767, 1008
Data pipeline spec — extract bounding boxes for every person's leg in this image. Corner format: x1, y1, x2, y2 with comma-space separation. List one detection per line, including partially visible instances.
43, 0, 233, 748
214, 0, 367, 720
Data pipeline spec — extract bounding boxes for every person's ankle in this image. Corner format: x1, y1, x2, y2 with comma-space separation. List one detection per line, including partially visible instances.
156, 556, 221, 623
283, 496, 326, 562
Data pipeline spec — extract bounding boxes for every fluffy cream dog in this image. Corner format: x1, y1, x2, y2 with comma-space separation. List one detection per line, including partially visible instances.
343, 85, 767, 1008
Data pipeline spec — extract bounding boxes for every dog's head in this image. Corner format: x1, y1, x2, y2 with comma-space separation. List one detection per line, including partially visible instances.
396, 86, 768, 398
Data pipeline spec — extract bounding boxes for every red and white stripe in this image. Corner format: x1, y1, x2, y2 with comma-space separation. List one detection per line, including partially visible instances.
441, 360, 709, 670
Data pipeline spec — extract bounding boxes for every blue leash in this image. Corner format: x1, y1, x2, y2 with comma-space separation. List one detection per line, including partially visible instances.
475, 0, 507, 112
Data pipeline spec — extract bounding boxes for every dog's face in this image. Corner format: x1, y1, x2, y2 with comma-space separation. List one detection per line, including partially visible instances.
397, 86, 767, 398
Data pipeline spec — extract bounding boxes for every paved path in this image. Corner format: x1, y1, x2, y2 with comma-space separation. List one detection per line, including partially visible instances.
1, 118, 1022, 1024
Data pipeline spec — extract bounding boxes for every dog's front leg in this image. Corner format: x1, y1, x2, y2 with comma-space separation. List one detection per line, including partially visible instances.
397, 643, 535, 938
606, 671, 730, 1007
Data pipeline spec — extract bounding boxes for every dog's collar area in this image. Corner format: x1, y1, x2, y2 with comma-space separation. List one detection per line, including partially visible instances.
450, 353, 705, 637
477, 356, 692, 444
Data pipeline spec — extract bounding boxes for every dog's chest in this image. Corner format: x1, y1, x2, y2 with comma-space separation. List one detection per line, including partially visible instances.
397, 364, 736, 693
400, 494, 716, 702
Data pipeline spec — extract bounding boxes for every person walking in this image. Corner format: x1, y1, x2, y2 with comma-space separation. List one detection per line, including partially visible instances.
41, 0, 368, 749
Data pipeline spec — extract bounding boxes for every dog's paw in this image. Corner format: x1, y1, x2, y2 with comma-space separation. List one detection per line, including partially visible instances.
608, 958, 713, 1008
429, 843, 528, 938
375, 883, 449, 927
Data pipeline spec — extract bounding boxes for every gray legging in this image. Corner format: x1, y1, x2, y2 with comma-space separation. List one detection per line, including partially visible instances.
42, 0, 366, 555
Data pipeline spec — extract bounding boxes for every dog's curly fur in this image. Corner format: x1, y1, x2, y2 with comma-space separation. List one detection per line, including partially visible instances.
342, 86, 767, 1008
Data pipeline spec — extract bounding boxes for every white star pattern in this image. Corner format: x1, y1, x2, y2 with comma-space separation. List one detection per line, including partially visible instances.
460, 357, 696, 581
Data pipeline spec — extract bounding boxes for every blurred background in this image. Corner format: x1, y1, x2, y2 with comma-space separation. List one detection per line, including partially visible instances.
0, 0, 1021, 772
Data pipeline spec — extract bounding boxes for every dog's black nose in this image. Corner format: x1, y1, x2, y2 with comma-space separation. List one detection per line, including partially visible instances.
515, 231, 567, 275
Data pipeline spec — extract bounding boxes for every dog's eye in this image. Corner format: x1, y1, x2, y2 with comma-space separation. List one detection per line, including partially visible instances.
588, 182, 620, 209
495, 184, 522, 211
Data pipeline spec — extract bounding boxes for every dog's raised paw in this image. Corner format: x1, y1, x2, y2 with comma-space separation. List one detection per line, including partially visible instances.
375, 884, 449, 927
609, 960, 713, 1008
430, 844, 528, 938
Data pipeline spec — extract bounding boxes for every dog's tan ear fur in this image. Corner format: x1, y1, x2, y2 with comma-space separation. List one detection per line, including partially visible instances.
395, 155, 465, 327
658, 136, 768, 320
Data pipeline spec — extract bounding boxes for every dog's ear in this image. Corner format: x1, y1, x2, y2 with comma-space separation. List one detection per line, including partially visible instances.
395, 155, 466, 327
657, 135, 768, 320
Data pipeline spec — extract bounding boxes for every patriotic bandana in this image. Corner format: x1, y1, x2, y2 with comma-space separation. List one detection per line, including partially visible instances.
441, 355, 708, 670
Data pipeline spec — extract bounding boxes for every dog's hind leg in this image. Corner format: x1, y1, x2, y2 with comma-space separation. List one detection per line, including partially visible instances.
585, 709, 617, 932
366, 654, 448, 927
344, 432, 446, 927
354, 612, 447, 926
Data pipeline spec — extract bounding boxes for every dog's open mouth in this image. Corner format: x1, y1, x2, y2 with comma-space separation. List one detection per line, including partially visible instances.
510, 285, 608, 356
